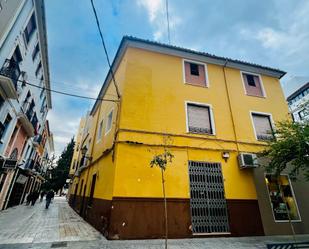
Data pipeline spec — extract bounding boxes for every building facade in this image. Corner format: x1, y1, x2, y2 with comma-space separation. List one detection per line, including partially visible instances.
287, 82, 309, 122
0, 0, 53, 210
69, 37, 309, 239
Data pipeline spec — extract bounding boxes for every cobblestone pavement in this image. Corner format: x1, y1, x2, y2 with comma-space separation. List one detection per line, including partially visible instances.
0, 196, 102, 245
0, 197, 308, 249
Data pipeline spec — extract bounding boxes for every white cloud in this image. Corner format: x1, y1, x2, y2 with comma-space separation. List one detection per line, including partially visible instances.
256, 28, 286, 49
137, 0, 163, 23
240, 1, 309, 54
136, 0, 181, 42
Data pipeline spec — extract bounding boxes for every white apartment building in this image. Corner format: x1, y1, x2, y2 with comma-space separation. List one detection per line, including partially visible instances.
287, 82, 309, 122
0, 0, 53, 209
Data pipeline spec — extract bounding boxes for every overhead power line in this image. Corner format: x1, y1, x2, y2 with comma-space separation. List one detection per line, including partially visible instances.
15, 78, 119, 102
25, 75, 119, 98
165, 0, 171, 44
90, 0, 121, 100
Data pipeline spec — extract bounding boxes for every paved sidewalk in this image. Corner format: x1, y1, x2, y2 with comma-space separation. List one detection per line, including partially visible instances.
0, 196, 102, 244
0, 197, 308, 248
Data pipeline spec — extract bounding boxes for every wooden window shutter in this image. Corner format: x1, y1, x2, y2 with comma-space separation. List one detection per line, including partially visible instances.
252, 114, 273, 140
188, 104, 212, 134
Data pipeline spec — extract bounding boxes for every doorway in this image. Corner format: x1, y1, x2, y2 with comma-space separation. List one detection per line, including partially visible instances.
188, 161, 230, 234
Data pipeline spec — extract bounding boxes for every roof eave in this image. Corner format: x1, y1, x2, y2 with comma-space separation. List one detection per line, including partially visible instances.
34, 0, 52, 109
90, 36, 286, 115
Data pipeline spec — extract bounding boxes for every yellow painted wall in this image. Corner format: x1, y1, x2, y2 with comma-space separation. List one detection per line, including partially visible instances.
113, 143, 257, 199
69, 53, 129, 200
69, 117, 86, 176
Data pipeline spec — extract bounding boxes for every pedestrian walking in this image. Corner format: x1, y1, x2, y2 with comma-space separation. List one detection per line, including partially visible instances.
31, 191, 39, 206
26, 192, 32, 205
40, 190, 46, 202
45, 190, 54, 209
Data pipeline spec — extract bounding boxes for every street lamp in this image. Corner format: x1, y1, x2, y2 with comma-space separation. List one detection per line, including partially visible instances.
81, 146, 92, 161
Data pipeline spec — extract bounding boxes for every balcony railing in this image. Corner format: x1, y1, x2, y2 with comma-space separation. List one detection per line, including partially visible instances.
34, 161, 41, 173
0, 59, 21, 89
24, 159, 35, 169
21, 101, 38, 131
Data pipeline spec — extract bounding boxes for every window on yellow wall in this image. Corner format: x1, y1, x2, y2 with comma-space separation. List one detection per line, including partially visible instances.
251, 113, 274, 141
242, 72, 265, 97
97, 120, 103, 142
265, 174, 301, 221
105, 110, 113, 135
183, 60, 208, 87
187, 103, 214, 135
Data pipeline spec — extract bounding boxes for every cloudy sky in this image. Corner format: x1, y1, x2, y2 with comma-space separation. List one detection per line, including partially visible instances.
45, 0, 309, 156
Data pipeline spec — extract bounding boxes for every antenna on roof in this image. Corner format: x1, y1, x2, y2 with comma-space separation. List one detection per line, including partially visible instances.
165, 0, 171, 44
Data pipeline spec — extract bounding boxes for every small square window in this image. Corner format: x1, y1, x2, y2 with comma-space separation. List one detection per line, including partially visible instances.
242, 72, 264, 97
184, 60, 207, 87
190, 63, 199, 76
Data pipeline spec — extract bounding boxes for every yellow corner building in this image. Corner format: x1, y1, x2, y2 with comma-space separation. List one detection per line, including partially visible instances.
68, 37, 309, 239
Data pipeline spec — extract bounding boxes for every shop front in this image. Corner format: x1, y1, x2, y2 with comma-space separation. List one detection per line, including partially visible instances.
254, 167, 309, 235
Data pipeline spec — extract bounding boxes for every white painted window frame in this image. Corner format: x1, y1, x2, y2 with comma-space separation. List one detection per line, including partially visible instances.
185, 101, 216, 135
240, 71, 266, 98
182, 59, 210, 88
96, 119, 103, 143
22, 8, 37, 48
105, 109, 114, 135
250, 111, 275, 141
264, 173, 302, 223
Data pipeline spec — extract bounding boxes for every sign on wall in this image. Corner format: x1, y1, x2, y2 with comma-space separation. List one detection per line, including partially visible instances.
16, 174, 28, 184
3, 159, 17, 169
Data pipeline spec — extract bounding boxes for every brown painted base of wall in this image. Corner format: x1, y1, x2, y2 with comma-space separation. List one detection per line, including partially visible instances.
69, 196, 264, 239
227, 199, 264, 236
109, 197, 191, 239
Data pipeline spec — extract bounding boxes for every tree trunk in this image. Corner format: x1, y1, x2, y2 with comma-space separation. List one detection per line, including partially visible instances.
161, 168, 168, 249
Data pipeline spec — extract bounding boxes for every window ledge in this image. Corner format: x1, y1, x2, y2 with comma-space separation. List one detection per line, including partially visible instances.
187, 131, 215, 136
274, 220, 302, 223
184, 82, 208, 88
245, 93, 266, 98
255, 140, 269, 144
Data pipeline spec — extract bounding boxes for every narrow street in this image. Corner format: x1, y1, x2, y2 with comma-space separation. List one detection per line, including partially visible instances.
0, 196, 103, 247
0, 197, 308, 249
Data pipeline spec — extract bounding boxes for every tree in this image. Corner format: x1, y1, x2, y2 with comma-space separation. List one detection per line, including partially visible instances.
261, 120, 309, 180
149, 135, 174, 249
42, 138, 75, 191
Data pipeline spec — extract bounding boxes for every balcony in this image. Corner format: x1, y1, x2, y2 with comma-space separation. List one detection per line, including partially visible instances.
0, 59, 21, 99
17, 112, 34, 137
33, 134, 42, 147
18, 102, 35, 137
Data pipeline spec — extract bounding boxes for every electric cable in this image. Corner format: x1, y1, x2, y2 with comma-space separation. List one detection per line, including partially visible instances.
15, 78, 119, 102
25, 75, 118, 98
90, 0, 121, 99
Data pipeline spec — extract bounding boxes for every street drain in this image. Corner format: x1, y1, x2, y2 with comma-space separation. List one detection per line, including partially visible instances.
50, 242, 67, 248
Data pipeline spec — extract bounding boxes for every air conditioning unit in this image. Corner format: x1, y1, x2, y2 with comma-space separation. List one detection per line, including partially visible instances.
238, 153, 259, 169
